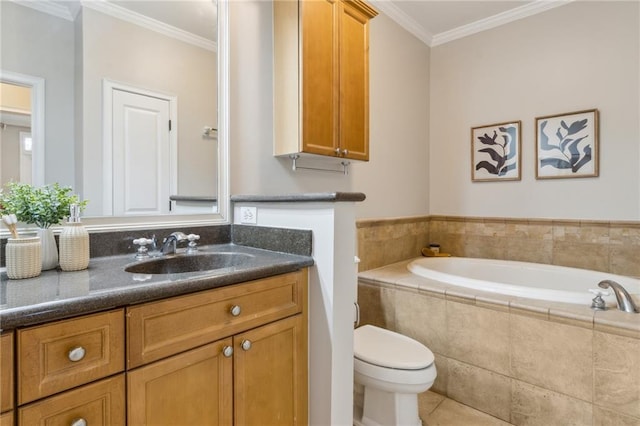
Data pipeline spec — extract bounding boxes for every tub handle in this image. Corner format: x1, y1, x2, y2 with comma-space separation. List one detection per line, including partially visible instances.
589, 289, 610, 310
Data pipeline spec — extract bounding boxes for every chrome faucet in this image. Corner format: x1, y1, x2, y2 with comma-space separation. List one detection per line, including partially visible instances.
160, 232, 188, 255
598, 280, 639, 313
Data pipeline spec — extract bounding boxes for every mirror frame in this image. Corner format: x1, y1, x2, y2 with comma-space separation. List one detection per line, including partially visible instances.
1, 0, 229, 236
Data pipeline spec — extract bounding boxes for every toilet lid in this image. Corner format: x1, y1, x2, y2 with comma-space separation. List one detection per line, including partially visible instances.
354, 325, 435, 370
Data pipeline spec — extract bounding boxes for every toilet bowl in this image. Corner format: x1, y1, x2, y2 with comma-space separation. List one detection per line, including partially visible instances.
353, 325, 436, 426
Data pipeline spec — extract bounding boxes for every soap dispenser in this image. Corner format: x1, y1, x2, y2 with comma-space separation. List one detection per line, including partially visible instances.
59, 204, 90, 271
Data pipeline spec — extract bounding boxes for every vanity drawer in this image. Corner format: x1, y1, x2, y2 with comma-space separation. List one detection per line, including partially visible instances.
17, 310, 125, 404
127, 269, 307, 367
18, 374, 125, 426
0, 332, 14, 413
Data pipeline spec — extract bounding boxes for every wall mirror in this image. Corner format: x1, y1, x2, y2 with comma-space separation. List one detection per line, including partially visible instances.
0, 0, 229, 232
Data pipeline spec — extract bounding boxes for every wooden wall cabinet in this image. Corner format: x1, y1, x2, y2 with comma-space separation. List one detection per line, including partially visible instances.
274, 0, 377, 162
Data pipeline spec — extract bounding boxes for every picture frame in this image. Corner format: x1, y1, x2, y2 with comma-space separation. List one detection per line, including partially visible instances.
471, 121, 521, 182
535, 109, 599, 179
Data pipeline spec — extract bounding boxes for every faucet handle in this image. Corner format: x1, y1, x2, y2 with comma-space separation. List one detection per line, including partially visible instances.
133, 237, 154, 260
186, 234, 200, 254
589, 288, 610, 310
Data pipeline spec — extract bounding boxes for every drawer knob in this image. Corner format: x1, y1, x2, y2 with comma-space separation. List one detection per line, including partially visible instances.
70, 418, 87, 426
222, 346, 233, 357
68, 346, 86, 362
241, 339, 252, 351
230, 305, 241, 317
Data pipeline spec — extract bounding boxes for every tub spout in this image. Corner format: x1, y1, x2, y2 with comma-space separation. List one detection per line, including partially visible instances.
598, 280, 639, 313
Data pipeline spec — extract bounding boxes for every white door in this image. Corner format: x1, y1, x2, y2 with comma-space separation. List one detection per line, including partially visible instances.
112, 89, 171, 216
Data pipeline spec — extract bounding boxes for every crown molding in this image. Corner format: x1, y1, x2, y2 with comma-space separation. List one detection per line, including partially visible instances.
370, 0, 573, 48
81, 0, 217, 52
431, 0, 575, 47
368, 0, 433, 46
10, 0, 74, 21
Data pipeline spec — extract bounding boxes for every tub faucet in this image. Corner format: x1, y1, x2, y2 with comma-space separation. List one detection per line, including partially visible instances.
160, 232, 188, 255
598, 280, 639, 313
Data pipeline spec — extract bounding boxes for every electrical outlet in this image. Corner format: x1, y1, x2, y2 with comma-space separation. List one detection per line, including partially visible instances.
240, 206, 257, 224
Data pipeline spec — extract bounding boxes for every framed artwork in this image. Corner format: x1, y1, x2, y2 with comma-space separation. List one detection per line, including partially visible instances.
471, 121, 521, 182
535, 109, 599, 179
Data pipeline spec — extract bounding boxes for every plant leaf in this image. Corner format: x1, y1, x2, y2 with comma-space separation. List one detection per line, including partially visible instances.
475, 161, 499, 175
478, 131, 498, 146
499, 163, 517, 176
572, 145, 592, 172
561, 120, 569, 130
539, 121, 557, 151
478, 147, 503, 164
567, 136, 588, 166
540, 158, 572, 169
567, 118, 588, 135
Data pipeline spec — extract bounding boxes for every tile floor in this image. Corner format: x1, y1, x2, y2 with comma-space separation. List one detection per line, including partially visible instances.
419, 391, 513, 426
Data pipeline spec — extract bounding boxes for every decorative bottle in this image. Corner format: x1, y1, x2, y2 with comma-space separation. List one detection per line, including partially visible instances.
59, 204, 90, 271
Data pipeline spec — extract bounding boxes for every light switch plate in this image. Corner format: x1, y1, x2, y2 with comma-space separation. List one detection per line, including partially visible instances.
239, 206, 257, 224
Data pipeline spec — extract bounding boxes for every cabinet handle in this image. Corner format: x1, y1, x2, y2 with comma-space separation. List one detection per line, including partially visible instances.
230, 305, 241, 316
334, 148, 341, 156
222, 346, 234, 357
70, 418, 87, 426
342, 149, 349, 156
241, 339, 252, 351
68, 346, 86, 362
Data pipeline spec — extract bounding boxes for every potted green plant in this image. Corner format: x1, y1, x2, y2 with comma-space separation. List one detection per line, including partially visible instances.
0, 182, 87, 270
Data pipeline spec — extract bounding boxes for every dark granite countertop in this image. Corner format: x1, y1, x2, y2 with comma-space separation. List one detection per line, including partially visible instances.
0, 243, 313, 330
231, 192, 366, 203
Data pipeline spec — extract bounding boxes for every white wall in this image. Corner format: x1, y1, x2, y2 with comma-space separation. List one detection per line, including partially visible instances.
352, 13, 430, 219
229, 2, 430, 220
429, 1, 640, 220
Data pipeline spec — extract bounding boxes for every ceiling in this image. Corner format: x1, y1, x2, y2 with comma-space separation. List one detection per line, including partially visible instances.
375, 0, 572, 46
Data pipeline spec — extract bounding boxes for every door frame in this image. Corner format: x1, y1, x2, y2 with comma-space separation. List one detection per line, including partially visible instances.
102, 79, 178, 216
0, 70, 45, 186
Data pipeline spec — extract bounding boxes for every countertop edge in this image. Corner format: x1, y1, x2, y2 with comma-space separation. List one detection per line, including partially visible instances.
231, 192, 366, 203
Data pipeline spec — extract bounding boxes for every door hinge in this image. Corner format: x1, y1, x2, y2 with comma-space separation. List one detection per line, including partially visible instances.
169, 120, 172, 131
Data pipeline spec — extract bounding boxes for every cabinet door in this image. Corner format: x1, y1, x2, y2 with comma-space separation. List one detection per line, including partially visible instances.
18, 375, 125, 426
128, 339, 233, 426
339, 0, 374, 161
0, 333, 13, 413
301, 0, 340, 156
234, 315, 307, 426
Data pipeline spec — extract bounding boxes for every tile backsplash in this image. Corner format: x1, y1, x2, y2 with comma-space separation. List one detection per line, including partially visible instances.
357, 216, 640, 277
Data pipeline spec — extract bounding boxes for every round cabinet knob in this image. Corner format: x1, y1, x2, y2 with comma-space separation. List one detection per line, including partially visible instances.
342, 149, 349, 156
230, 305, 241, 317
222, 346, 234, 357
334, 148, 341, 156
70, 418, 87, 426
68, 346, 86, 362
241, 340, 252, 351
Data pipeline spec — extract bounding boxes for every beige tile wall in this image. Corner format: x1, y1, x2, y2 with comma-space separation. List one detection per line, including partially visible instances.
357, 280, 640, 426
357, 216, 640, 277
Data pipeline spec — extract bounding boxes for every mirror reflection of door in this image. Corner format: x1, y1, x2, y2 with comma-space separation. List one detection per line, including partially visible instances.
0, 82, 32, 186
111, 88, 173, 216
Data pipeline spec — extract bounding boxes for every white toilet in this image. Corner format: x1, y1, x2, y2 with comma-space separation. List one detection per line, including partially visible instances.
353, 325, 437, 426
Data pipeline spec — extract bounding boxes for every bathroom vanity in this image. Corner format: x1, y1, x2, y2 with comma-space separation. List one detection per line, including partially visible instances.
0, 244, 313, 425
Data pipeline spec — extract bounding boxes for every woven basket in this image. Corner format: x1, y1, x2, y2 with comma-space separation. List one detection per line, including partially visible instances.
6, 237, 42, 279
